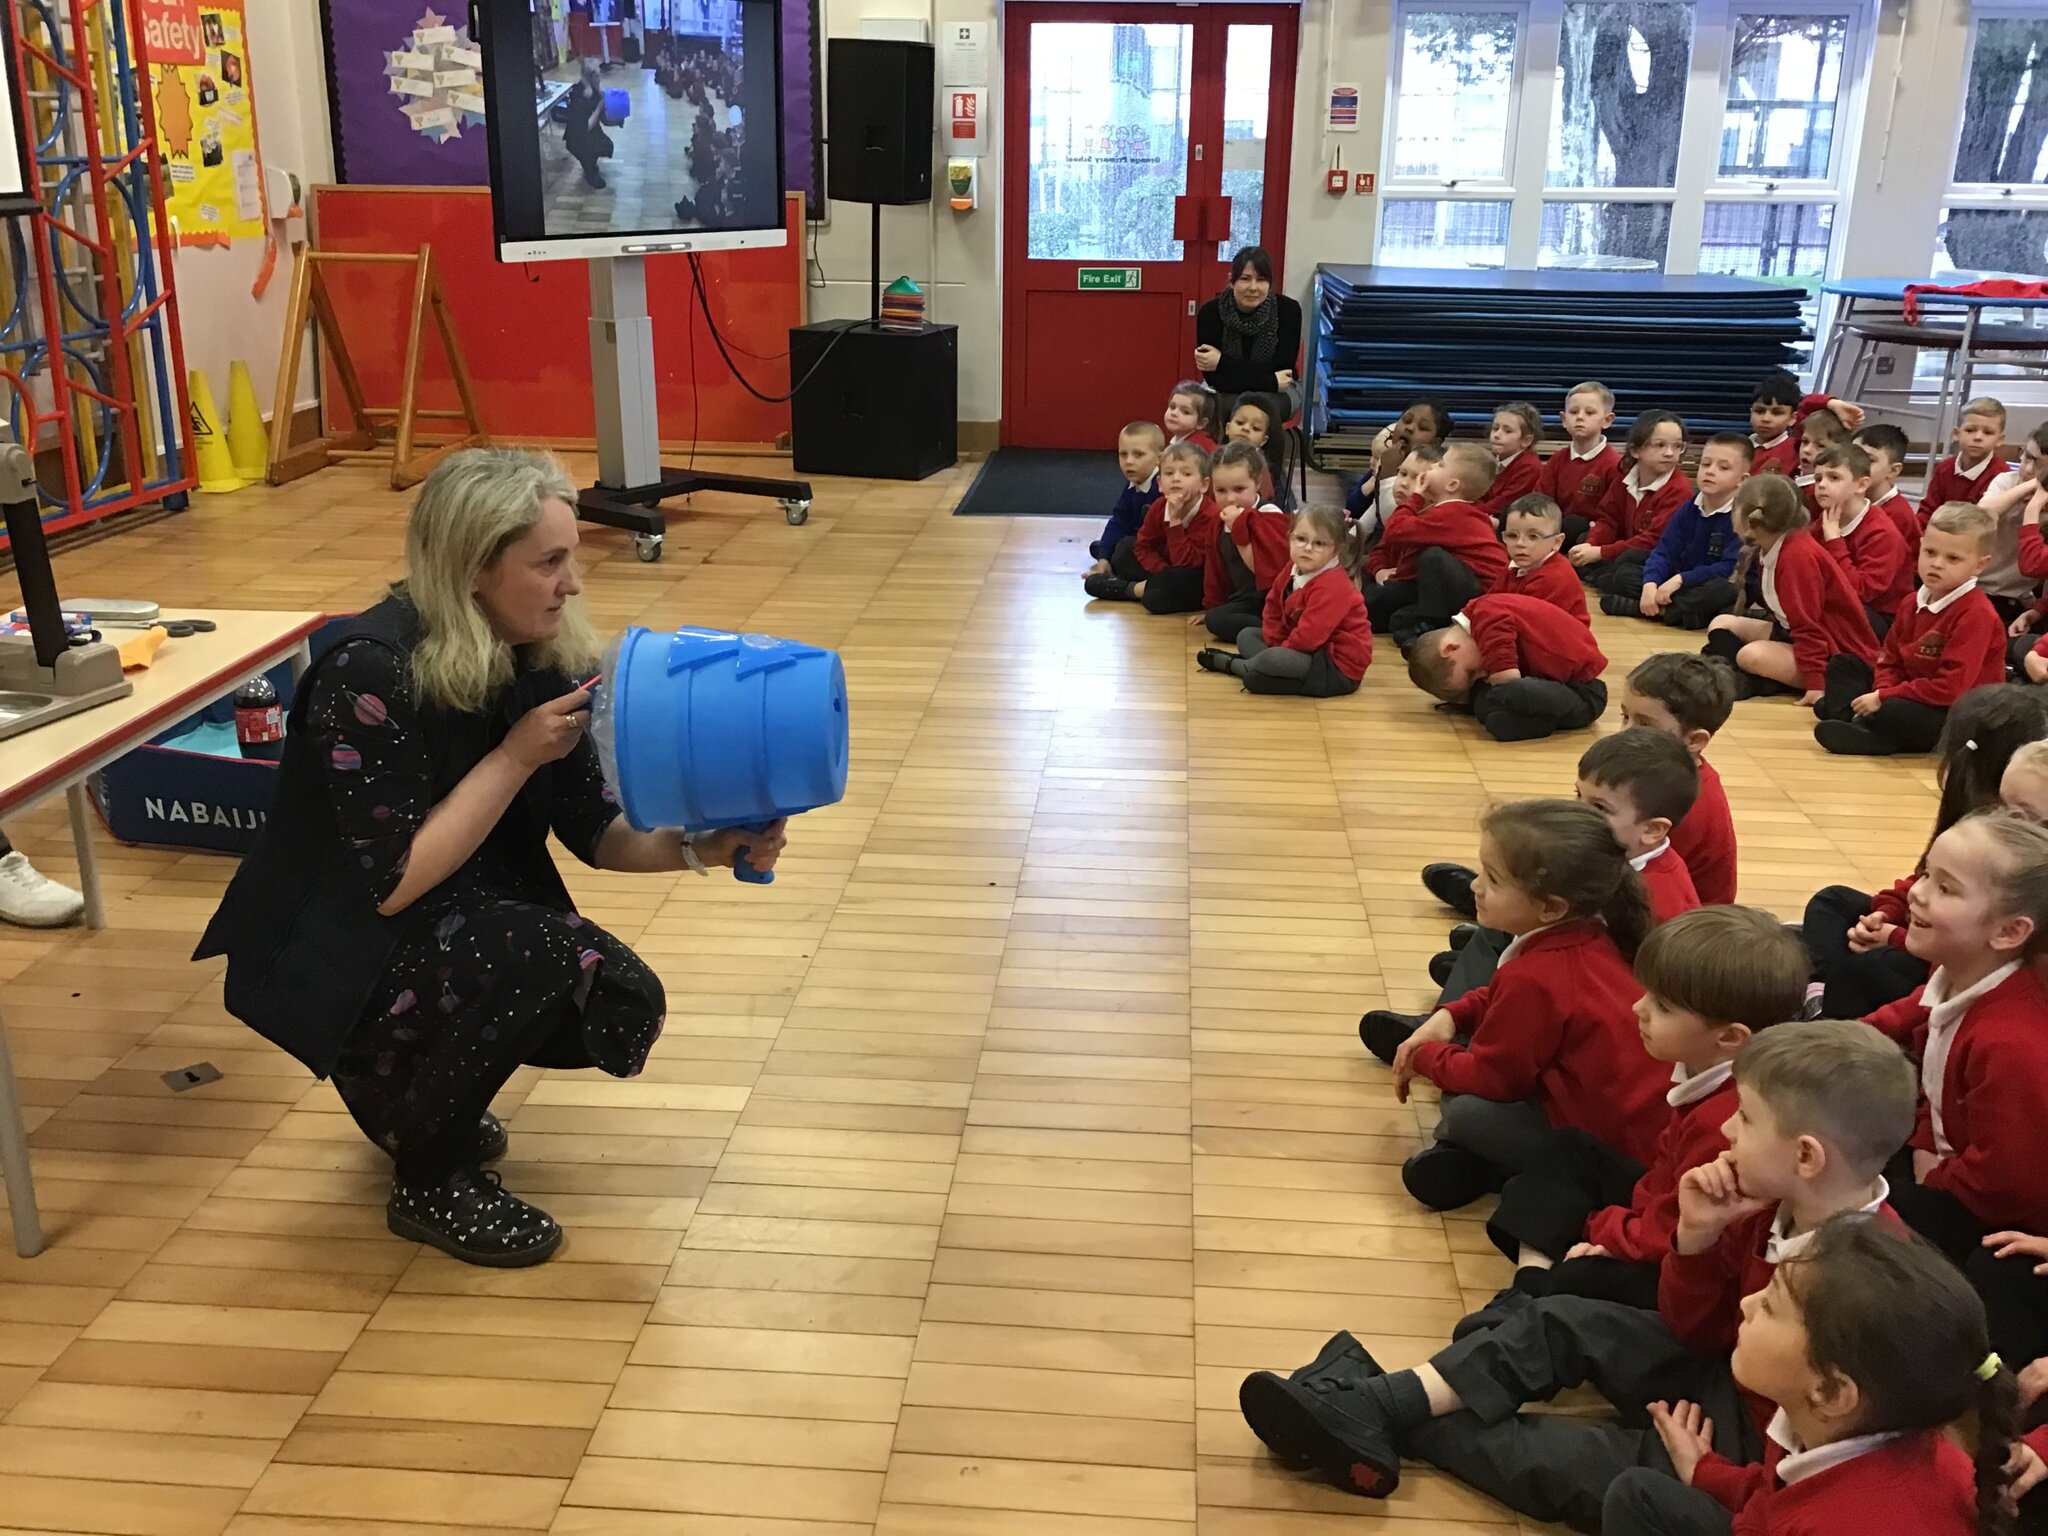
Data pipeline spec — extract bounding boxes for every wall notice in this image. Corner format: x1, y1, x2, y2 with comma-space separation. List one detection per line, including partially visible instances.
150, 0, 267, 246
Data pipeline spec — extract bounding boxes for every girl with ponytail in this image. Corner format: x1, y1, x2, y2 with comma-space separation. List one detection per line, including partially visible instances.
1384, 798, 1673, 1213
1606, 1212, 2020, 1535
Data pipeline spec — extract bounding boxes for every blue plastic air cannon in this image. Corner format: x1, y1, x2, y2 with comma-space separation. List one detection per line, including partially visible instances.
589, 625, 849, 883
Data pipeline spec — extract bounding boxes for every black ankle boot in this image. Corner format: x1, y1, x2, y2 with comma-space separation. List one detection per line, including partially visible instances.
387, 1167, 561, 1268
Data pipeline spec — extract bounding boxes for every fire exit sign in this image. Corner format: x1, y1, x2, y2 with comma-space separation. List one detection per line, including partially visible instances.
1077, 267, 1142, 291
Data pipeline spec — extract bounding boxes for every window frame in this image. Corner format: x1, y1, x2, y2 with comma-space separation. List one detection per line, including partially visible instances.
1945, 2, 2048, 212
1376, 0, 1873, 280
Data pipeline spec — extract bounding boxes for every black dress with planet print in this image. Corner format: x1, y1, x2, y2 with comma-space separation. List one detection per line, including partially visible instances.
305, 635, 667, 1183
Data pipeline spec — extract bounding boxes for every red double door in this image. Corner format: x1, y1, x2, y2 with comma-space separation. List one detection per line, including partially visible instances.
1001, 3, 1299, 449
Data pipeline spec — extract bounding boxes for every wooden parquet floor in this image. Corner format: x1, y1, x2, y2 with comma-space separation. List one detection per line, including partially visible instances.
0, 457, 1939, 1536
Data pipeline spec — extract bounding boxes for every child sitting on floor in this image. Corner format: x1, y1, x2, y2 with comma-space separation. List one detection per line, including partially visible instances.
1572, 411, 1693, 599
1197, 442, 1289, 640
1086, 421, 1164, 573
1084, 441, 1216, 611
1487, 906, 1808, 1310
1382, 798, 1673, 1212
1237, 1022, 1916, 1526
1865, 809, 2048, 1260
1538, 380, 1622, 545
1616, 433, 1750, 627
1196, 504, 1371, 698
1703, 474, 1876, 705
1814, 443, 1915, 626
1972, 419, 2048, 632
1855, 422, 1919, 554
1603, 1215, 2015, 1536
1803, 685, 2048, 1019
1814, 501, 2002, 757
1794, 408, 1850, 517
1922, 396, 2010, 527
1163, 378, 1221, 452
1221, 391, 1295, 510
1747, 371, 1804, 479
1409, 593, 1609, 742
1492, 494, 1587, 622
1479, 401, 1545, 523
1361, 441, 1507, 639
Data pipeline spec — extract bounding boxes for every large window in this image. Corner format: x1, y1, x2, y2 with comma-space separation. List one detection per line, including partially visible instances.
1379, 0, 1868, 284
1935, 9, 2048, 278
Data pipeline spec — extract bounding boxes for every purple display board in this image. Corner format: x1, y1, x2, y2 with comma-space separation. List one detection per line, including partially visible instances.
320, 0, 819, 204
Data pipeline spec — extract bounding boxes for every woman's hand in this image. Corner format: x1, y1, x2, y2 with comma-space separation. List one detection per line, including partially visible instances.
1274, 369, 1296, 391
1648, 1401, 1715, 1486
691, 819, 789, 874
1194, 345, 1221, 373
502, 689, 590, 772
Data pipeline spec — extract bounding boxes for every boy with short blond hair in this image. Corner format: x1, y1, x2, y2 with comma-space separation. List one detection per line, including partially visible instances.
1920, 396, 2009, 524
1370, 440, 1511, 643
1238, 1021, 1916, 1526
1086, 421, 1166, 572
1538, 381, 1622, 543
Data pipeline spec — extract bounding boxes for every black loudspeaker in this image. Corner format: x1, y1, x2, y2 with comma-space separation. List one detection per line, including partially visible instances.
826, 38, 934, 205
790, 321, 957, 480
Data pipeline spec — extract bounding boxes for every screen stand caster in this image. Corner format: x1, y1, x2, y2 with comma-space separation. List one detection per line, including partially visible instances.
580, 255, 814, 558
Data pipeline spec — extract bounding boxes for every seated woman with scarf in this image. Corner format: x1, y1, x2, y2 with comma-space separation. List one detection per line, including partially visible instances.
1194, 245, 1304, 419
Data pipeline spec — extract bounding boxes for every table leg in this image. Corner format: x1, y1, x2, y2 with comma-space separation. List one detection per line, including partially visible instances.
1814, 297, 1853, 397
66, 783, 105, 931
289, 639, 312, 684
0, 1003, 44, 1258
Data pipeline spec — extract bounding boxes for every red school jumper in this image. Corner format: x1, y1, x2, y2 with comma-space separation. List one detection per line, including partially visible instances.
1760, 529, 1878, 692
1464, 593, 1607, 683
1262, 564, 1373, 681
1582, 1069, 1736, 1264
1873, 584, 2005, 707
1414, 919, 1674, 1164
1672, 758, 1737, 907
1871, 489, 1920, 558
1476, 450, 1544, 522
1134, 491, 1218, 573
1488, 553, 1589, 624
1917, 451, 2008, 525
1748, 433, 1799, 480
1202, 502, 1291, 607
1865, 964, 2048, 1232
1689, 1429, 1977, 1536
1638, 843, 1699, 924
1821, 502, 1913, 612
1538, 441, 1623, 526
1372, 498, 1509, 586
1587, 469, 1695, 559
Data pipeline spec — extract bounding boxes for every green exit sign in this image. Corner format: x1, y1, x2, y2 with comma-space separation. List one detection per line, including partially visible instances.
1078, 267, 1142, 291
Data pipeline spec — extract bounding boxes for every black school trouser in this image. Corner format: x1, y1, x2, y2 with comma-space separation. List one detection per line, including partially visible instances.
1883, 1148, 2048, 1368
1487, 1130, 1647, 1264
1230, 628, 1360, 698
1364, 576, 1418, 634
1659, 577, 1739, 630
1390, 547, 1488, 648
1590, 549, 1649, 599
1799, 884, 1929, 1017
1404, 1292, 1762, 1533
1109, 537, 1205, 614
1204, 590, 1265, 640
1814, 654, 1948, 753
1470, 677, 1607, 742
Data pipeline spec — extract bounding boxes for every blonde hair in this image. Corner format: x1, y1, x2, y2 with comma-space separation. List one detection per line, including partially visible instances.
2005, 739, 2048, 783
1963, 396, 2008, 426
398, 447, 600, 715
1950, 807, 2048, 958
1567, 381, 1614, 413
1929, 499, 1998, 551
1440, 440, 1499, 498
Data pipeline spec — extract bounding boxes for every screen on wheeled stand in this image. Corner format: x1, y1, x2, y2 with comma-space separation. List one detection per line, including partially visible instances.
477, 0, 786, 263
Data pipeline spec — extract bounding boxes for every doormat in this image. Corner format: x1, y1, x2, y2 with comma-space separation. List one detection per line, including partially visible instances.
952, 447, 1128, 517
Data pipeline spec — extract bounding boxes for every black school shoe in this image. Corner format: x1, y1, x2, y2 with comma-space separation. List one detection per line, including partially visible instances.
1360, 1009, 1425, 1065
1814, 719, 1894, 756
1195, 648, 1234, 673
1402, 1142, 1499, 1211
1447, 922, 1479, 951
1240, 1336, 1400, 1497
1428, 950, 1457, 987
1422, 862, 1478, 918
476, 1110, 509, 1164
1599, 592, 1642, 618
387, 1166, 562, 1268
1084, 572, 1133, 601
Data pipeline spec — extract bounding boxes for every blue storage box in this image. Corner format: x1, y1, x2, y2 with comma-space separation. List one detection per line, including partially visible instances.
601, 87, 631, 125
87, 617, 351, 856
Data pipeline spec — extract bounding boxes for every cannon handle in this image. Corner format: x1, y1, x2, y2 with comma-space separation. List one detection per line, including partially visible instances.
731, 823, 776, 884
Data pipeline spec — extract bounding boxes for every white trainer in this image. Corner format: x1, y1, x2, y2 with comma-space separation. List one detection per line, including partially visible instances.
0, 850, 85, 928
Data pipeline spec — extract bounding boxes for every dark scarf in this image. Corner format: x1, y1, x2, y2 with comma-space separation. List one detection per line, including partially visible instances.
1217, 288, 1280, 362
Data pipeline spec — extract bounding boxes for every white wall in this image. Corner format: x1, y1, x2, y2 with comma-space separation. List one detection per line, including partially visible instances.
167, 0, 333, 428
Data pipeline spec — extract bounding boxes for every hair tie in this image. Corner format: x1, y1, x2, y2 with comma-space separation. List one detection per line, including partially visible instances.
1976, 1352, 2002, 1381
1965, 739, 1979, 752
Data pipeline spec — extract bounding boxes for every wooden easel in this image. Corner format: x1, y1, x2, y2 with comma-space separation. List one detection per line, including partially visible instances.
268, 244, 488, 491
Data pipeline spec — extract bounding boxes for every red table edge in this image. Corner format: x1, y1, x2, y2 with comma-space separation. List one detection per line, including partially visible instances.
0, 613, 328, 821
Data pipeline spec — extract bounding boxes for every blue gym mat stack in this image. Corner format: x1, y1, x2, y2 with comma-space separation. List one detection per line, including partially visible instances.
1307, 265, 1809, 468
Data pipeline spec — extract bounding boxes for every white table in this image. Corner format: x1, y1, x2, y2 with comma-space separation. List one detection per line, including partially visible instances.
0, 608, 325, 1257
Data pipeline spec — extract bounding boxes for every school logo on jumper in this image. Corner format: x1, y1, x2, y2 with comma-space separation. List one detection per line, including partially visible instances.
1581, 474, 1607, 499
1918, 631, 1948, 658
1707, 532, 1728, 559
